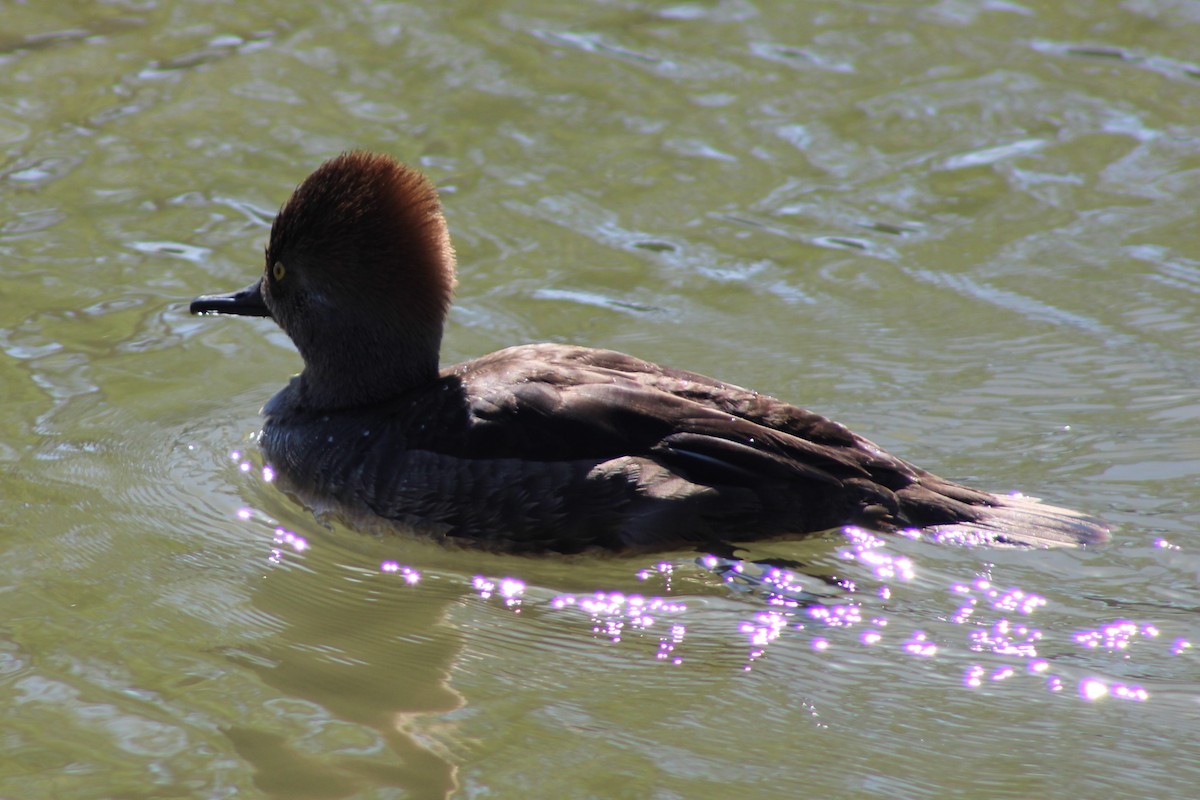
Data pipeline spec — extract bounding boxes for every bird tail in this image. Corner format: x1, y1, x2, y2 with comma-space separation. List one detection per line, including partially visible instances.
917, 492, 1110, 548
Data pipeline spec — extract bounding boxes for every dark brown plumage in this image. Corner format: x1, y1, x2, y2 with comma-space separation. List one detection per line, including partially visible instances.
191, 151, 1109, 554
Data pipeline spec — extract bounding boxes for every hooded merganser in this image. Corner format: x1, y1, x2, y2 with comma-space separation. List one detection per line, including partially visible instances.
191, 152, 1109, 554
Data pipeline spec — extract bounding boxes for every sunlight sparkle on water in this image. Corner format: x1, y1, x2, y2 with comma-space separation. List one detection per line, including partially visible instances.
380, 562, 421, 584
808, 604, 862, 628
903, 631, 937, 657
594, 595, 672, 641
1079, 678, 1148, 702
951, 598, 976, 624
964, 665, 985, 687
272, 527, 308, 552
968, 620, 1042, 658
761, 568, 821, 607
741, 610, 790, 648
542, 589, 687, 652
267, 527, 308, 564
450, 530, 1177, 696
657, 623, 687, 664
960, 577, 1046, 616
992, 588, 1046, 615
473, 576, 526, 610
1074, 621, 1158, 651
637, 561, 674, 580
636, 561, 680, 595
1113, 684, 1150, 702
839, 527, 915, 582
741, 610, 792, 668
700, 556, 828, 606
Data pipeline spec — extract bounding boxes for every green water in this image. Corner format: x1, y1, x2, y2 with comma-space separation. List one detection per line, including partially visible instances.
3, 1, 1200, 797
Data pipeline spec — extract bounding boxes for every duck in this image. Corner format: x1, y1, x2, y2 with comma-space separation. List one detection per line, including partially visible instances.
190, 151, 1109, 555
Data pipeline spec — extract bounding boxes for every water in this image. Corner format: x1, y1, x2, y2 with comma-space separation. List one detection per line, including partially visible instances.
3, 1, 1200, 797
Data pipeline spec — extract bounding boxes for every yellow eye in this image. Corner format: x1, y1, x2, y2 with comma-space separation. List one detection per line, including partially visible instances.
272, 261, 286, 281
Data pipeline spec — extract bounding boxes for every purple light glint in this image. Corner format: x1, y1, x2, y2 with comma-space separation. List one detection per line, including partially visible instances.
808, 603, 862, 628
1112, 684, 1150, 702
1074, 619, 1162, 653
903, 631, 938, 657
379, 561, 421, 583
272, 527, 308, 552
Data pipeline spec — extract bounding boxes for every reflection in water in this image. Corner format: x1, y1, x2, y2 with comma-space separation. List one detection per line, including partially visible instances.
230, 504, 465, 799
